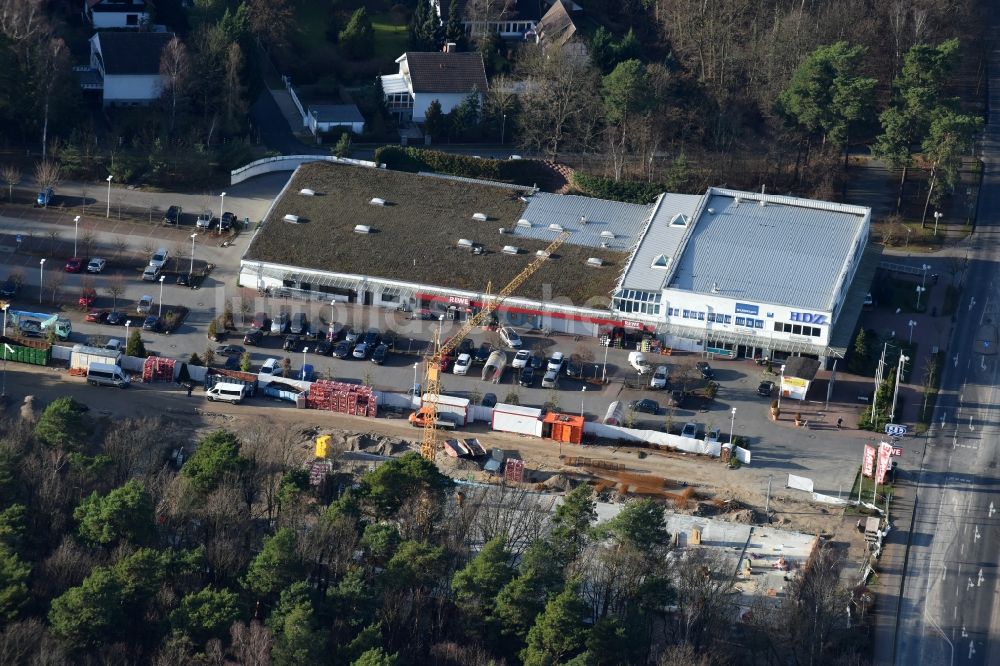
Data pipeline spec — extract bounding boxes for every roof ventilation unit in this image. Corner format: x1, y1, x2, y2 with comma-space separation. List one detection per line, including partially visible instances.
369, 197, 386, 206
472, 212, 488, 222
651, 254, 669, 268
535, 250, 551, 258
711, 282, 720, 294
498, 227, 506, 235
354, 225, 372, 234
548, 223, 563, 232
299, 188, 315, 196
502, 245, 519, 255
707, 208, 716, 215
457, 238, 474, 250
516, 219, 532, 229
600, 230, 615, 239
759, 198, 767, 207
670, 213, 688, 227
586, 257, 603, 268
283, 214, 300, 224
600, 242, 609, 249
579, 216, 588, 225
734, 196, 741, 207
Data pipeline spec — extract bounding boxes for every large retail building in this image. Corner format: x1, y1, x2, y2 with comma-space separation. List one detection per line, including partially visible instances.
240, 160, 877, 364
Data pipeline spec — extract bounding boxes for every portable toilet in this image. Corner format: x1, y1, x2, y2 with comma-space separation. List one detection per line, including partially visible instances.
315, 435, 332, 458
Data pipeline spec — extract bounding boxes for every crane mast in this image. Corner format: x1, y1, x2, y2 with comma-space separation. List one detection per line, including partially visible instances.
419, 231, 571, 459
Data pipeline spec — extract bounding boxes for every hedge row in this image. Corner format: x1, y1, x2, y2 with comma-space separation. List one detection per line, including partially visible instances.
373, 146, 550, 188
569, 172, 667, 204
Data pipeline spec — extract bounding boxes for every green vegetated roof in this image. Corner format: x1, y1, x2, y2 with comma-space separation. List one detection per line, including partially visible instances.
246, 162, 625, 304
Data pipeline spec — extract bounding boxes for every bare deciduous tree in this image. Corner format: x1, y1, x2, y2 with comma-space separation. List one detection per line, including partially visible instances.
159, 36, 190, 133
47, 272, 64, 304
1, 165, 20, 201
229, 621, 273, 666
105, 274, 126, 311
33, 161, 61, 203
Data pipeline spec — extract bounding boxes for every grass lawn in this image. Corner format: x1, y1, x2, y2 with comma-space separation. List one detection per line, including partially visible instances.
371, 12, 408, 60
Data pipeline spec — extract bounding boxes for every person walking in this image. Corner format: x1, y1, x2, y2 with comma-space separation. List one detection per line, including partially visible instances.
837, 417, 843, 429
186, 383, 193, 397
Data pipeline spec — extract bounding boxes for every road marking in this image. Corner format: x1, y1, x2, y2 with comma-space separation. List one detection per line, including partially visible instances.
990, 502, 995, 517
961, 543, 966, 555
962, 625, 968, 637
954, 605, 958, 620
955, 354, 960, 367
974, 525, 981, 543
982, 357, 988, 371
970, 640, 976, 659
978, 569, 984, 586
967, 577, 974, 590
969, 416, 975, 431
969, 297, 977, 312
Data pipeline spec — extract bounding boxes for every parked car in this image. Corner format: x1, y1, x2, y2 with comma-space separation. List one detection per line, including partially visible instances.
64, 257, 83, 273
681, 422, 698, 439
332, 341, 351, 359
86, 310, 110, 323
696, 361, 714, 380
457, 338, 475, 355
481, 392, 497, 408
564, 359, 584, 379
518, 366, 535, 386
499, 326, 522, 348
106, 311, 125, 326
542, 369, 559, 389
668, 390, 685, 407
149, 247, 169, 270
371, 343, 389, 365
36, 188, 53, 207
757, 380, 775, 397
78, 288, 97, 309
529, 354, 545, 371
176, 273, 190, 287
512, 349, 531, 369
136, 295, 153, 314
243, 329, 263, 346
453, 353, 472, 375
251, 312, 269, 330
87, 257, 106, 273
313, 340, 332, 355
220, 212, 235, 232
283, 335, 300, 352
650, 365, 669, 389
300, 364, 314, 382
473, 343, 493, 365
352, 342, 369, 359
344, 327, 361, 343
196, 212, 213, 229
215, 344, 245, 357
142, 316, 161, 332
628, 351, 652, 375
142, 264, 161, 281
289, 313, 308, 335
705, 427, 721, 445
547, 351, 565, 374
0, 278, 18, 298
104, 339, 123, 352
164, 205, 182, 225
629, 399, 660, 414
363, 328, 381, 347
271, 312, 289, 334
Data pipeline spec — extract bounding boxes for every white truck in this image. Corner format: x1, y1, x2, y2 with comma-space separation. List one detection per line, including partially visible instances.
6, 310, 71, 339
628, 351, 652, 375
482, 350, 507, 383
419, 393, 470, 427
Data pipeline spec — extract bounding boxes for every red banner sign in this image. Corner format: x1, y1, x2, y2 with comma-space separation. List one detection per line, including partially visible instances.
862, 444, 876, 478
875, 441, 894, 484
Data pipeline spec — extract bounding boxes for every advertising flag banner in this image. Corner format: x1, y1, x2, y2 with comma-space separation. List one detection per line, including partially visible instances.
863, 445, 876, 478
875, 441, 893, 484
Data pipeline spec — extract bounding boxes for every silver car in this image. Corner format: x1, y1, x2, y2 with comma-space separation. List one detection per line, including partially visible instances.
541, 369, 559, 389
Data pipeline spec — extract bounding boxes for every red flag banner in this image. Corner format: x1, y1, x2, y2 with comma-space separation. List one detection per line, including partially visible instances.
876, 441, 893, 484
863, 445, 876, 478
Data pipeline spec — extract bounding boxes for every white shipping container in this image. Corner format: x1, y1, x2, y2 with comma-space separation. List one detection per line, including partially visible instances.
421, 393, 470, 426
70, 344, 122, 371
492, 403, 543, 437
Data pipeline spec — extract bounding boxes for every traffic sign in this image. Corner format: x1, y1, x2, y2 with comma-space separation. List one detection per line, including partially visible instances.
891, 447, 903, 457
885, 423, 907, 437
15, 234, 21, 244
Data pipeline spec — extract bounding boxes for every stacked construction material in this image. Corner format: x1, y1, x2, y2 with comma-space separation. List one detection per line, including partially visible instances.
305, 380, 376, 417
204, 369, 258, 395
142, 356, 175, 382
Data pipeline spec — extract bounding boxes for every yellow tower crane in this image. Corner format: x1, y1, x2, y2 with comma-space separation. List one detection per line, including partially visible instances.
420, 231, 571, 460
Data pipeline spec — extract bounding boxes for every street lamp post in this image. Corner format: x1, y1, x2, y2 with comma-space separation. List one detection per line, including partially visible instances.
73, 215, 80, 257
412, 362, 419, 396
602, 343, 609, 382
1, 303, 7, 339
501, 113, 506, 144
933, 211, 942, 237
219, 192, 226, 235
302, 347, 308, 379
106, 175, 113, 218
915, 285, 926, 309
38, 259, 45, 304
189, 233, 198, 277
907, 319, 917, 344
729, 407, 737, 445
890, 355, 909, 422
777, 364, 786, 409
125, 320, 132, 346
581, 386, 586, 417
920, 264, 932, 289
903, 225, 911, 249
158, 275, 165, 318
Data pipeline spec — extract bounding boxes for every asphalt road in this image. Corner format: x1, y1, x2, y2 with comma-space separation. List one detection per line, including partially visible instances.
880, 38, 1000, 666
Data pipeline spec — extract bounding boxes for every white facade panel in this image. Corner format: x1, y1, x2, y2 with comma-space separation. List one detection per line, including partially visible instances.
91, 11, 147, 28
412, 92, 477, 120
102, 74, 162, 104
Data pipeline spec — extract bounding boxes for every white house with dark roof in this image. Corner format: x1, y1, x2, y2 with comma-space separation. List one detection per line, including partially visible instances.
306, 104, 365, 136
87, 32, 174, 105
83, 0, 149, 28
432, 0, 543, 39
380, 51, 488, 121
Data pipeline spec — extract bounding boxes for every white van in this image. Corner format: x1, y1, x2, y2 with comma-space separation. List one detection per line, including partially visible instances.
260, 358, 280, 376
205, 382, 248, 404
87, 362, 130, 388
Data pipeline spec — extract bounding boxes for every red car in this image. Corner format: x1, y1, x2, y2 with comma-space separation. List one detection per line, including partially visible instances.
79, 288, 97, 310
85, 309, 109, 323
65, 257, 83, 273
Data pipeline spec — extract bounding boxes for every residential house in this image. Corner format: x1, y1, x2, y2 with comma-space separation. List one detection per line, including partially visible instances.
531, 0, 588, 60
381, 51, 488, 122
86, 32, 175, 106
307, 104, 365, 136
83, 0, 150, 29
432, 0, 542, 39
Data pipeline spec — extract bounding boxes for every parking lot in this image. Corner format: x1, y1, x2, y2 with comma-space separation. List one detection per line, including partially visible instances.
0, 176, 893, 497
